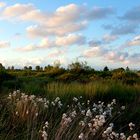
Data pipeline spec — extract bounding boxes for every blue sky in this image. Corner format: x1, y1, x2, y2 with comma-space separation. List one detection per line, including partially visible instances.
0, 0, 140, 69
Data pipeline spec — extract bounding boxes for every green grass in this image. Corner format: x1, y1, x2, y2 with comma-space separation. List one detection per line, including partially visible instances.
1, 79, 140, 104
42, 81, 140, 103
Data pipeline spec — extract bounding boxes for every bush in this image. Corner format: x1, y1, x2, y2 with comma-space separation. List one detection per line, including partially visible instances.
57, 73, 77, 82
46, 68, 65, 78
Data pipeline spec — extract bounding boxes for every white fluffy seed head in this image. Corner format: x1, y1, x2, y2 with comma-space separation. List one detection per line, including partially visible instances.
79, 133, 84, 140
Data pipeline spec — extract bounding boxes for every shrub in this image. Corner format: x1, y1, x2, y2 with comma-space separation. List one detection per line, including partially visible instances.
57, 73, 76, 82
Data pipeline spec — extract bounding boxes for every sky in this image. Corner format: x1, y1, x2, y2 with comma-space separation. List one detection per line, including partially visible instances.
0, 0, 140, 69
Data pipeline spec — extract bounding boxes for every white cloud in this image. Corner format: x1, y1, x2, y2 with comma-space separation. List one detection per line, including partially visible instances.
55, 34, 86, 46
21, 4, 84, 27
39, 38, 55, 48
26, 21, 87, 38
17, 44, 38, 52
20, 57, 46, 66
0, 57, 6, 66
2, 3, 35, 19
20, 9, 47, 23
17, 34, 85, 52
0, 2, 6, 8
45, 4, 84, 27
1, 3, 84, 25
83, 47, 106, 57
126, 35, 140, 46
1, 3, 114, 23
17, 38, 55, 52
83, 46, 129, 64
121, 35, 140, 49
0, 40, 10, 48
11, 56, 69, 68
0, 3, 115, 38
48, 49, 64, 57
103, 34, 118, 43
26, 25, 49, 38
105, 51, 128, 62
0, 57, 47, 68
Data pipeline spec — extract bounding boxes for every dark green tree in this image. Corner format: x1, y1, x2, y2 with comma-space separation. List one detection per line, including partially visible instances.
0, 63, 5, 70
126, 66, 130, 72
24, 66, 28, 70
44, 65, 53, 71
11, 66, 14, 70
103, 66, 109, 72
29, 66, 32, 71
35, 65, 41, 71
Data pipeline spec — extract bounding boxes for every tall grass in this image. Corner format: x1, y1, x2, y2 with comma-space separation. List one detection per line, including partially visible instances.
1, 91, 140, 140
44, 81, 140, 103
1, 80, 140, 139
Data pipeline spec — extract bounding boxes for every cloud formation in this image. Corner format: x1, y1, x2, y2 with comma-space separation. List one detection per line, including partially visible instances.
121, 6, 140, 22
127, 35, 140, 46
87, 6, 114, 20
48, 49, 65, 57
122, 35, 140, 48
103, 24, 138, 35
2, 3, 35, 19
0, 3, 115, 38
0, 40, 10, 48
17, 34, 86, 52
103, 34, 118, 43
83, 47, 107, 57
111, 24, 138, 35
26, 21, 87, 37
17, 38, 55, 52
83, 46, 129, 64
0, 1, 6, 8
55, 34, 86, 46
88, 34, 118, 47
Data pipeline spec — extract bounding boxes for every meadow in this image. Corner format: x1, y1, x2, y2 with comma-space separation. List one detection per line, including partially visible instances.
0, 62, 140, 140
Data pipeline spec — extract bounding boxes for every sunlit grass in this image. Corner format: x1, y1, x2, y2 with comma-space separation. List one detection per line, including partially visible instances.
44, 81, 140, 103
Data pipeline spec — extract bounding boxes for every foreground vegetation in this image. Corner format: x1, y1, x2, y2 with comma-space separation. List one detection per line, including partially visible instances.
0, 61, 140, 139
0, 90, 140, 140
